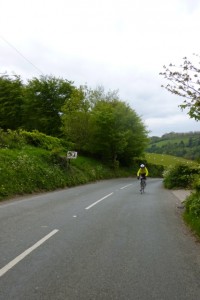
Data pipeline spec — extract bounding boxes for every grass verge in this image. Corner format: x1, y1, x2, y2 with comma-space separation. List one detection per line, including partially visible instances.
183, 192, 200, 238
183, 213, 200, 239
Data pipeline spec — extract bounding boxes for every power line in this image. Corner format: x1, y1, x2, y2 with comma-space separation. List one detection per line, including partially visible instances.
0, 35, 44, 75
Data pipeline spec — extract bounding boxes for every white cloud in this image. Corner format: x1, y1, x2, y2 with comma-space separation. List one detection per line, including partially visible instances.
1, 0, 200, 136
146, 114, 200, 137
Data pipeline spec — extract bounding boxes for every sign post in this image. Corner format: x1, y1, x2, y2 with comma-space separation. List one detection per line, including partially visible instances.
66, 151, 78, 168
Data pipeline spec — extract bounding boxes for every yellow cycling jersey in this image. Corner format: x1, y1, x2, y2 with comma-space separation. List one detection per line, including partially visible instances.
137, 167, 149, 177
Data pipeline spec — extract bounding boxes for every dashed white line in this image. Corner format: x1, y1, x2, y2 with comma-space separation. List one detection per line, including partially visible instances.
85, 193, 113, 210
120, 184, 133, 190
0, 229, 59, 278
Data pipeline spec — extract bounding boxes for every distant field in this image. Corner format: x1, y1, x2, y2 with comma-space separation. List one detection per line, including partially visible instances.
145, 153, 197, 167
153, 137, 189, 147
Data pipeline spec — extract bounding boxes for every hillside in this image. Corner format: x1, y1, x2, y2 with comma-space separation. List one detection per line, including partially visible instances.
147, 131, 200, 161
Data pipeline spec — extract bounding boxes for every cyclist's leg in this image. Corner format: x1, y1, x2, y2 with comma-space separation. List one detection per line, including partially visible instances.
140, 178, 144, 193
140, 178, 143, 192
142, 174, 146, 187
144, 178, 146, 187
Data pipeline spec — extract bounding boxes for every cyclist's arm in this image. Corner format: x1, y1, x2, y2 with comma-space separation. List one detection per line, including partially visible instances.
145, 168, 149, 176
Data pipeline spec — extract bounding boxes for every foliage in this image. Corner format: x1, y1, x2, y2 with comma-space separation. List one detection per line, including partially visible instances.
0, 72, 148, 166
0, 146, 131, 201
192, 176, 200, 193
183, 211, 200, 238
163, 164, 200, 189
23, 75, 75, 136
183, 190, 200, 238
62, 86, 149, 167
160, 54, 200, 120
0, 129, 26, 149
88, 98, 148, 166
146, 163, 164, 177
0, 74, 77, 137
0, 129, 73, 151
20, 130, 71, 151
184, 192, 200, 218
61, 86, 91, 151
0, 148, 68, 198
0, 75, 24, 130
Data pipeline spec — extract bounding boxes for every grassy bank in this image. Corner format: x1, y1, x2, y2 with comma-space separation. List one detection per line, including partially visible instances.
183, 191, 200, 238
0, 146, 134, 201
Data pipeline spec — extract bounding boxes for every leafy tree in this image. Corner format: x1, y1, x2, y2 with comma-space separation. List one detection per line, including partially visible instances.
23, 75, 75, 136
160, 54, 200, 120
61, 86, 91, 151
85, 85, 120, 105
88, 97, 148, 166
62, 86, 148, 166
0, 75, 24, 130
61, 85, 124, 154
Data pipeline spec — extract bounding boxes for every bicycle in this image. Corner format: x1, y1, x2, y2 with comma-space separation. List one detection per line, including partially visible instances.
140, 176, 146, 194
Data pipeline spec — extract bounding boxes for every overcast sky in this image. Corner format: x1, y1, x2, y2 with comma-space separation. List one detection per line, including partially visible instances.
1, 0, 200, 136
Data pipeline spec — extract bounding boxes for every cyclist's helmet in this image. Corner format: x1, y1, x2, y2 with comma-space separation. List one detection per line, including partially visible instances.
140, 164, 145, 168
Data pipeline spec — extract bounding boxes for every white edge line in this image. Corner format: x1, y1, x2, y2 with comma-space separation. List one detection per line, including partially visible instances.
120, 184, 133, 190
0, 229, 59, 277
85, 192, 113, 210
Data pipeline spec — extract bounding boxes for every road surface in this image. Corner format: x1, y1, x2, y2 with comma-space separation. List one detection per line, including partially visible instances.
0, 178, 200, 299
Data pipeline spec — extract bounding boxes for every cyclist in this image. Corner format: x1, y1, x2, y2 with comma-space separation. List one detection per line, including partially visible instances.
137, 164, 149, 180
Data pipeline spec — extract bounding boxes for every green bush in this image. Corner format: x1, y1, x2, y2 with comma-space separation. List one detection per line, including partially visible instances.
72, 156, 130, 181
192, 176, 200, 192
184, 192, 200, 238
163, 164, 200, 189
184, 192, 200, 218
0, 148, 68, 199
147, 163, 164, 177
20, 130, 71, 151
0, 148, 131, 201
0, 129, 26, 149
0, 129, 74, 152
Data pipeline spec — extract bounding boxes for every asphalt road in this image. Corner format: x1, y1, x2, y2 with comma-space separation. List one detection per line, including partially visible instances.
0, 178, 200, 300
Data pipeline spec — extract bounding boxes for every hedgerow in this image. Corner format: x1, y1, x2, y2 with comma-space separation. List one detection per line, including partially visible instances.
163, 163, 200, 238
163, 164, 200, 189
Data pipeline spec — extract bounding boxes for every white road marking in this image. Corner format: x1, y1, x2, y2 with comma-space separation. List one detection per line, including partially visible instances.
120, 184, 133, 190
0, 229, 59, 278
85, 193, 113, 210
